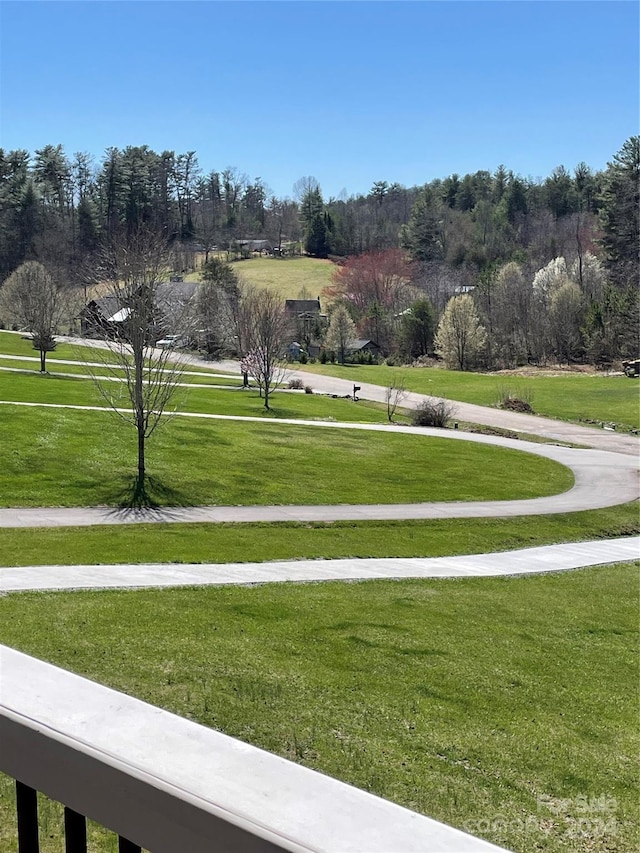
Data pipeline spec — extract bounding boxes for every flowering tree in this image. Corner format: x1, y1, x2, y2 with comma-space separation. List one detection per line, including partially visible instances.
325, 305, 357, 364
324, 249, 415, 350
435, 295, 487, 370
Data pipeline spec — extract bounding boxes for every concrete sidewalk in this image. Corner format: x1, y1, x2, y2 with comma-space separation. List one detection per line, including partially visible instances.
2, 538, 638, 592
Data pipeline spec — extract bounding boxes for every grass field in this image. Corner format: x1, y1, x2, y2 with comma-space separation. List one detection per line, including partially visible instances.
0, 502, 637, 567
0, 404, 572, 507
0, 328, 638, 853
0, 367, 392, 421
297, 362, 640, 431
229, 255, 335, 300
1, 562, 637, 853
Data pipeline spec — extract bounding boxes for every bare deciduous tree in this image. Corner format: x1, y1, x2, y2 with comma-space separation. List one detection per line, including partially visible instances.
237, 287, 289, 410
0, 261, 68, 372
385, 374, 408, 422
86, 229, 195, 500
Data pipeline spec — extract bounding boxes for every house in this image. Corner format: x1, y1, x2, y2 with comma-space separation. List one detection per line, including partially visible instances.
285, 298, 327, 358
348, 339, 381, 356
80, 282, 199, 340
235, 239, 272, 255
284, 298, 321, 317
79, 296, 129, 338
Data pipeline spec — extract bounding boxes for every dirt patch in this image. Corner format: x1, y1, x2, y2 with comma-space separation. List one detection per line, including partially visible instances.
488, 364, 623, 378
409, 360, 625, 377
499, 398, 535, 413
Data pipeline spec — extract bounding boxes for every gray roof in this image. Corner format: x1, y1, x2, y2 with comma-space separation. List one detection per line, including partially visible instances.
348, 339, 380, 351
285, 299, 321, 314
156, 281, 198, 302
83, 283, 198, 323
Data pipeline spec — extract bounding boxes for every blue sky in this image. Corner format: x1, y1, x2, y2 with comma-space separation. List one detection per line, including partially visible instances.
0, 1, 638, 199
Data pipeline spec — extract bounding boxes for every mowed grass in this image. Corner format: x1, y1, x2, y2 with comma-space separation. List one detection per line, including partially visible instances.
298, 363, 640, 431
0, 368, 394, 421
0, 405, 572, 507
0, 361, 245, 388
230, 255, 335, 300
0, 331, 238, 377
0, 502, 637, 567
0, 563, 637, 853
0, 330, 110, 363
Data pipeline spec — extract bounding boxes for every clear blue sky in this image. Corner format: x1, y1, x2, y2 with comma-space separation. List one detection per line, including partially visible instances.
0, 1, 638, 199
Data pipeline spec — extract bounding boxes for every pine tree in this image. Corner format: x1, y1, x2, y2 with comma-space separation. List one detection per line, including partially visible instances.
598, 136, 639, 287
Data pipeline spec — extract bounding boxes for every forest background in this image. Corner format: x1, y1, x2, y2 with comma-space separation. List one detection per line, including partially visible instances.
0, 134, 637, 369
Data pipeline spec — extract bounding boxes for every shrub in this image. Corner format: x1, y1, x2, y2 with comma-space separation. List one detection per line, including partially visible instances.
320, 350, 327, 364
299, 351, 308, 364
411, 399, 457, 428
288, 378, 304, 390
304, 385, 313, 394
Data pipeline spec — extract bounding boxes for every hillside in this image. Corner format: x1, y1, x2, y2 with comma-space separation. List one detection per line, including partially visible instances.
228, 256, 335, 302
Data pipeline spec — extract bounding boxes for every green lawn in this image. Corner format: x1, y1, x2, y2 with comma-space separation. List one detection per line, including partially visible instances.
0, 368, 393, 421
0, 361, 245, 388
0, 323, 638, 853
229, 255, 335, 300
0, 331, 238, 377
298, 363, 640, 431
0, 330, 108, 363
0, 502, 637, 567
1, 562, 637, 853
0, 405, 572, 507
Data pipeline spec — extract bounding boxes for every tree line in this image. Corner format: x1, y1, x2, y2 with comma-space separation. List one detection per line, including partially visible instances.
0, 137, 637, 369
0, 138, 636, 275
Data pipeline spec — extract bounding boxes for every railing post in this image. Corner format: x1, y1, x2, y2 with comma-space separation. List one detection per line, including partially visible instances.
118, 837, 142, 853
64, 806, 87, 853
16, 781, 39, 853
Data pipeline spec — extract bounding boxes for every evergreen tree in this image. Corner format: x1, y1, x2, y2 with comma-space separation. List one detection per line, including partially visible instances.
305, 212, 330, 257
598, 136, 640, 288
400, 186, 444, 262
398, 297, 434, 360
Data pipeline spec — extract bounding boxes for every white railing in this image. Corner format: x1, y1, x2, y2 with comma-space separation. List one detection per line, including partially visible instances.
0, 645, 508, 852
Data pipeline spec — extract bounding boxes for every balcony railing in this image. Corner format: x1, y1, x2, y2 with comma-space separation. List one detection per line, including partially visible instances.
1, 644, 507, 852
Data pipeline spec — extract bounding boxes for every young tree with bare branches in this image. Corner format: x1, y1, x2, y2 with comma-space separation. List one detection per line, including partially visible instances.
236, 287, 289, 410
86, 228, 195, 499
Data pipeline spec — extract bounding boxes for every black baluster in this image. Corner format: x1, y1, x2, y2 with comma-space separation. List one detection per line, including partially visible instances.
64, 806, 87, 853
16, 781, 39, 853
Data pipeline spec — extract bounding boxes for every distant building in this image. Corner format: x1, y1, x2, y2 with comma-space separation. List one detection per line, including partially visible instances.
347, 339, 381, 356
236, 239, 272, 255
79, 282, 199, 339
284, 298, 321, 317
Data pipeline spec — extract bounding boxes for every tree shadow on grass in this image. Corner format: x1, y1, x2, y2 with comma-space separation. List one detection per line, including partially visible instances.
104, 474, 196, 516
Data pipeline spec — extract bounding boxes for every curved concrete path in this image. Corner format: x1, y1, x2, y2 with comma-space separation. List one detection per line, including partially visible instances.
2, 538, 638, 592
0, 407, 637, 528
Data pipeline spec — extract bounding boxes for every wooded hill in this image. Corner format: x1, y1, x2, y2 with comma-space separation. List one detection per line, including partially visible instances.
0, 137, 637, 368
